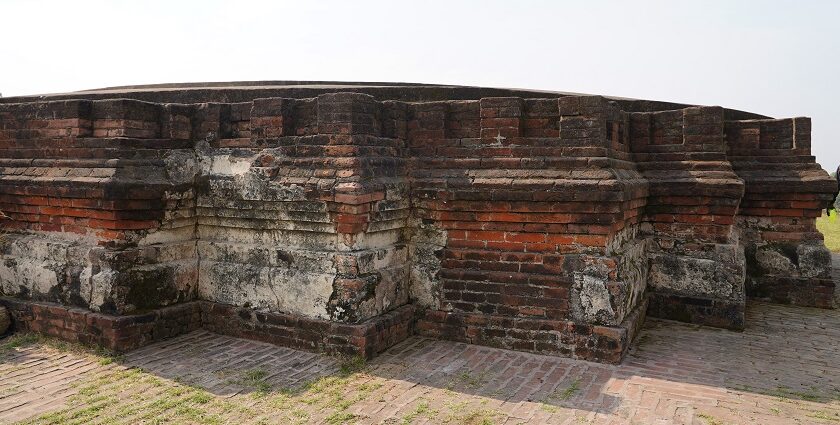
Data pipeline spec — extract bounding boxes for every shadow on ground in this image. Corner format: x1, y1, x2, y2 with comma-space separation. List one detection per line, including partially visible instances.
1, 301, 839, 424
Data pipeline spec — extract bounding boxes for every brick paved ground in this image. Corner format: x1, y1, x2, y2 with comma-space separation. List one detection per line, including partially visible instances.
833, 254, 840, 297
1, 300, 839, 424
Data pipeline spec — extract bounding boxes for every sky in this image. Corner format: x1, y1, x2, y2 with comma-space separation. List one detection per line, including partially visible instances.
1, 0, 838, 170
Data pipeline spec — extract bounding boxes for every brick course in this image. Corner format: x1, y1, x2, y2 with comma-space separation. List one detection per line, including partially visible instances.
0, 297, 414, 358
0, 82, 835, 364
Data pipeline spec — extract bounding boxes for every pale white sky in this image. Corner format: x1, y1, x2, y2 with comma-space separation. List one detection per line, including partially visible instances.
1, 0, 837, 170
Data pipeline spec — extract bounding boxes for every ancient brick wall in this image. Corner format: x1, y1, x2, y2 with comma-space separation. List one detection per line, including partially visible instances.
727, 117, 836, 307
0, 83, 835, 363
630, 106, 747, 328
0, 99, 198, 315
409, 96, 651, 361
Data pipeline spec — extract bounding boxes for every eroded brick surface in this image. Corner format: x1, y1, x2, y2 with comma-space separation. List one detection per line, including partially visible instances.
1, 301, 838, 424
0, 83, 836, 364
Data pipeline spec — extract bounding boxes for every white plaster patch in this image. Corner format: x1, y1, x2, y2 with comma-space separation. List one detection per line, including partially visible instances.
573, 273, 616, 324
203, 154, 254, 176
0, 257, 59, 296
408, 219, 447, 308
648, 254, 734, 299
199, 261, 334, 320
85, 268, 117, 311
271, 270, 333, 319
139, 226, 197, 247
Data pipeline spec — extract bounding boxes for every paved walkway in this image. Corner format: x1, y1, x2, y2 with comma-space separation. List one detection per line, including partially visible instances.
1, 301, 839, 424
833, 254, 840, 296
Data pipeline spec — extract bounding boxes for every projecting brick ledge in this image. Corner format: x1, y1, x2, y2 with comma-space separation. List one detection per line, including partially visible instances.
647, 293, 745, 330
201, 302, 415, 359
0, 297, 202, 352
0, 298, 415, 359
416, 297, 649, 364
1, 295, 646, 363
745, 276, 836, 310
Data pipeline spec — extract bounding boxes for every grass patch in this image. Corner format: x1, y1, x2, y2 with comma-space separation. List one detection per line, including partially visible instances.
0, 333, 43, 352
539, 378, 582, 413
547, 379, 581, 401
441, 402, 500, 425
774, 386, 823, 402
188, 391, 213, 404
325, 411, 358, 424
445, 369, 491, 391
734, 384, 835, 403
244, 368, 268, 381
400, 399, 436, 424
0, 332, 123, 365
816, 213, 840, 252
238, 368, 271, 397
15, 343, 515, 425
339, 355, 366, 375
697, 413, 724, 425
807, 410, 840, 422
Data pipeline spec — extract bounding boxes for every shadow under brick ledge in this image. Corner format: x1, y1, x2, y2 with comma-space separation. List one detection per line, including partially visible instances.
1, 301, 838, 424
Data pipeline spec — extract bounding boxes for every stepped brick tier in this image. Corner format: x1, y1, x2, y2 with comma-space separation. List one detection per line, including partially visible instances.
0, 82, 836, 363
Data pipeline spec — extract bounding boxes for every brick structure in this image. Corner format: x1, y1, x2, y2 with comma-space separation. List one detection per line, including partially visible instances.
0, 82, 835, 363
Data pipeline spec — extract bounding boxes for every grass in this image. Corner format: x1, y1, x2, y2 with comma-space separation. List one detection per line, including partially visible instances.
697, 413, 724, 425
816, 213, 840, 252
445, 370, 490, 391
0, 332, 123, 364
239, 368, 271, 397
400, 399, 435, 424
731, 384, 838, 403
807, 410, 840, 422
13, 343, 508, 425
6, 340, 381, 425
0, 333, 646, 424
442, 400, 500, 425
546, 379, 581, 402
538, 378, 583, 414
0, 333, 43, 352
